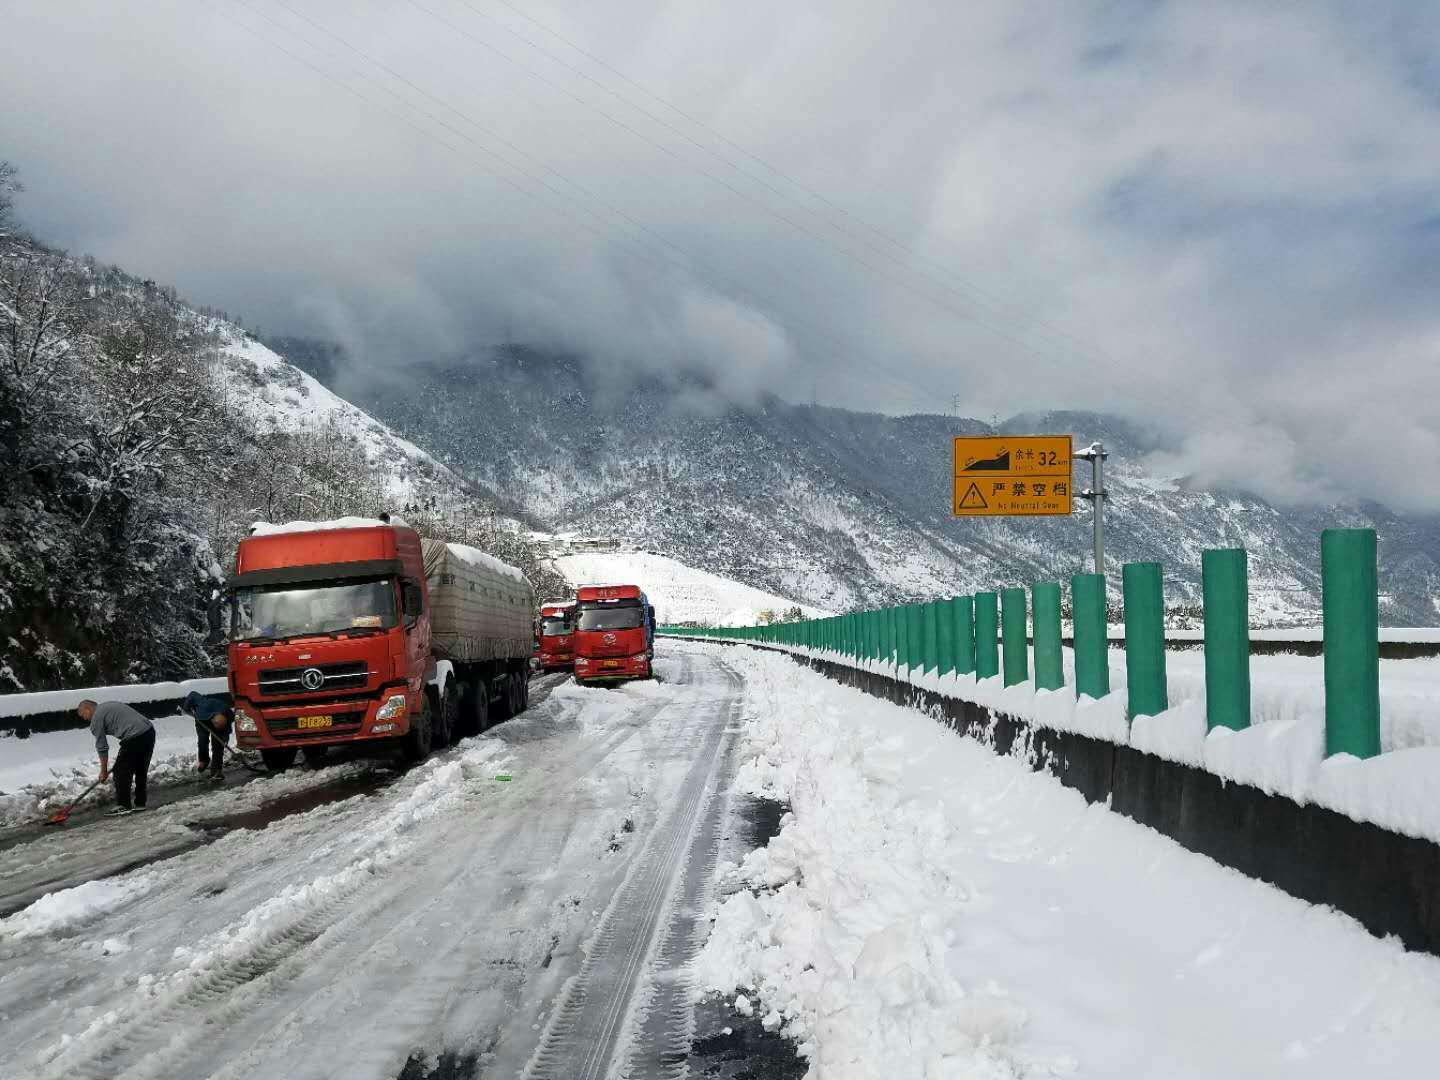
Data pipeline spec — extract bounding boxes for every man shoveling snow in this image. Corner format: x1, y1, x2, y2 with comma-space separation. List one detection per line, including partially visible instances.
78, 699, 155, 816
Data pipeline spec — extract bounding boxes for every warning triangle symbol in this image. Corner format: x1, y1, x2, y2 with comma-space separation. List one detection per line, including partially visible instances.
958, 482, 988, 510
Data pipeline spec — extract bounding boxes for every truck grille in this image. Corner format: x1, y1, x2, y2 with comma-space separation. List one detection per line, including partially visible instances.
258, 661, 372, 696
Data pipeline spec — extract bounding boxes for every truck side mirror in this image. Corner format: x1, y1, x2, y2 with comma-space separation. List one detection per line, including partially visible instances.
402, 582, 424, 619
205, 591, 226, 646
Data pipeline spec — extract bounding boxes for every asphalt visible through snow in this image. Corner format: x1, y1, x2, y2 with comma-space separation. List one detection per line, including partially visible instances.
0, 650, 797, 1080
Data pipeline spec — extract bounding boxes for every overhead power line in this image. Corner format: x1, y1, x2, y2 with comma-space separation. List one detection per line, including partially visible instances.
400, 0, 1092, 379
465, 0, 1116, 370
214, 0, 902, 386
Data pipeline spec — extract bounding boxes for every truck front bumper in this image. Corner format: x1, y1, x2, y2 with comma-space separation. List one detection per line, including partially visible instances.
233, 687, 416, 750
574, 653, 651, 682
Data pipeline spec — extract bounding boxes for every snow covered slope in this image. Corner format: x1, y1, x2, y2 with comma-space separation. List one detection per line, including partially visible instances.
553, 549, 828, 626
345, 348, 1440, 626
217, 332, 464, 507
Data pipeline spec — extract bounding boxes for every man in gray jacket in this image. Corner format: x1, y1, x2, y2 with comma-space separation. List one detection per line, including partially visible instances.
79, 699, 157, 815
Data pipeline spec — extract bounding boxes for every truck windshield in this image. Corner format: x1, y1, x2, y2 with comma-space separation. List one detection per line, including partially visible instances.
232, 579, 397, 642
576, 605, 643, 631
539, 617, 572, 636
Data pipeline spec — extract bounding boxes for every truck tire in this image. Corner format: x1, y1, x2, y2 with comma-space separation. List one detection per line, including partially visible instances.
402, 695, 433, 764
261, 748, 297, 773
432, 680, 457, 748
302, 746, 328, 769
468, 676, 491, 733
517, 671, 529, 712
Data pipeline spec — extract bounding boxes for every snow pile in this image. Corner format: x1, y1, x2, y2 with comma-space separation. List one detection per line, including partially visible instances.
248, 515, 407, 537
0, 873, 160, 940
553, 549, 828, 626
445, 542, 527, 582
0, 711, 224, 827
740, 637, 1440, 844
693, 644, 1440, 1078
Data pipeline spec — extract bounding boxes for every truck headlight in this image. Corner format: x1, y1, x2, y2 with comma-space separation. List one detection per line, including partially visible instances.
376, 693, 408, 721
235, 708, 258, 733
575, 656, 590, 667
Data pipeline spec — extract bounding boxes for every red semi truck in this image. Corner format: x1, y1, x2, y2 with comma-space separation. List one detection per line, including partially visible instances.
225, 519, 534, 770
535, 600, 577, 672
572, 584, 656, 684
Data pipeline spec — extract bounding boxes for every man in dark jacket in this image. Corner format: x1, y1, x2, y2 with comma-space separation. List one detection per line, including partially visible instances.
183, 691, 233, 781
79, 699, 156, 815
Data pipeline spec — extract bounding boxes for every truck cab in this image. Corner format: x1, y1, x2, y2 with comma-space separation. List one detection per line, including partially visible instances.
536, 600, 577, 672
572, 584, 655, 683
226, 522, 433, 770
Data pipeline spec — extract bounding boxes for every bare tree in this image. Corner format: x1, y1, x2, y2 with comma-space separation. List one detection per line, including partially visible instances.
0, 161, 20, 238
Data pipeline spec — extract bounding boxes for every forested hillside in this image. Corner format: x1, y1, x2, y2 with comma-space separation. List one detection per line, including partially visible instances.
0, 164, 561, 692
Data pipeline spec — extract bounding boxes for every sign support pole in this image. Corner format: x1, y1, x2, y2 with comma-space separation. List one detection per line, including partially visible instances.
1076, 442, 1109, 575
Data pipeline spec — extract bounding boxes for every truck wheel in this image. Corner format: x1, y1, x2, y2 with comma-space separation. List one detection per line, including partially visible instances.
302, 746, 328, 769
470, 676, 491, 732
517, 672, 529, 712
402, 695, 433, 764
432, 681, 458, 748
261, 748, 297, 773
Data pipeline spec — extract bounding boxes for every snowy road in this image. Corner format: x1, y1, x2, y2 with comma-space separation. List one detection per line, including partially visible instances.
0, 652, 744, 1080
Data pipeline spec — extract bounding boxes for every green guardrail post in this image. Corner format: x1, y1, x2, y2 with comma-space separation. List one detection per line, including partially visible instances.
938, 597, 956, 677
954, 595, 975, 676
1122, 562, 1168, 720
1071, 574, 1109, 698
922, 602, 939, 675
1032, 581, 1063, 691
1322, 528, 1380, 759
908, 603, 925, 678
1202, 548, 1250, 731
974, 591, 999, 679
1001, 587, 1029, 687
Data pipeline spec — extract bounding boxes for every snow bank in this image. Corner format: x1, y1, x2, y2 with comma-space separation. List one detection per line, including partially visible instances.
0, 711, 226, 826
0, 676, 226, 720
694, 644, 1440, 1078
739, 639, 1440, 844
0, 873, 160, 940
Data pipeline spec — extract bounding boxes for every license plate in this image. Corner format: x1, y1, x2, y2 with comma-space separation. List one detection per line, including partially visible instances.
296, 715, 333, 729
602, 660, 621, 668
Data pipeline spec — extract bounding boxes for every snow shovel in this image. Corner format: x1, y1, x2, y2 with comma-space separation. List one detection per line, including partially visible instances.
44, 778, 103, 826
194, 714, 265, 775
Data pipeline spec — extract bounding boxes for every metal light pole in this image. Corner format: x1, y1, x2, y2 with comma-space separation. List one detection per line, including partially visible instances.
1076, 442, 1109, 575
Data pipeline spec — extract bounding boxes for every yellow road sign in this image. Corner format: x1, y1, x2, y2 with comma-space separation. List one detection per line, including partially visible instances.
953, 435, 1073, 516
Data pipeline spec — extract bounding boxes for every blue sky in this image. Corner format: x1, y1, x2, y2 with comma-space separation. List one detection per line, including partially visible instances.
2, 0, 1438, 510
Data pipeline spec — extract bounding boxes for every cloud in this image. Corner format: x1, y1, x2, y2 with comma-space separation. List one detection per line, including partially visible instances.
2, 0, 1438, 509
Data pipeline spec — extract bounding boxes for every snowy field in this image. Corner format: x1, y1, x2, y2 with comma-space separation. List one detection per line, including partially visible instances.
554, 548, 829, 625
694, 642, 1440, 1078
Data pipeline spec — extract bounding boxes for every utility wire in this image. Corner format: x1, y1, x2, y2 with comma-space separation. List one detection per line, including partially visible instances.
402, 0, 1084, 377
467, 0, 1113, 370
217, 0, 898, 387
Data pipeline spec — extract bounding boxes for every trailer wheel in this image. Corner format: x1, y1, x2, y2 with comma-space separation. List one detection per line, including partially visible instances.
517, 671, 529, 713
261, 748, 297, 773
471, 677, 491, 732
432, 681, 457, 749
402, 695, 433, 764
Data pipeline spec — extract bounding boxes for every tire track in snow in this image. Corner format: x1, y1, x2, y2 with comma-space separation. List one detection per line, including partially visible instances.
13, 667, 686, 1080
520, 660, 742, 1080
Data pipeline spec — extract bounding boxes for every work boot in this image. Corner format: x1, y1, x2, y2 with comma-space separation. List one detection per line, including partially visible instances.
207, 770, 224, 783
106, 806, 133, 817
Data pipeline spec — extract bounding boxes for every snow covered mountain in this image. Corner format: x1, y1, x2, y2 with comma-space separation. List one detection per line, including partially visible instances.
307, 347, 1439, 626
549, 547, 829, 626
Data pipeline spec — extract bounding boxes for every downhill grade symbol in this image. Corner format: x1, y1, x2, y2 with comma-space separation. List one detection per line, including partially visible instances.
953, 435, 1074, 516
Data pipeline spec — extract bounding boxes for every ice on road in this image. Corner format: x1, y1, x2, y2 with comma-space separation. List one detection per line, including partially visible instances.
0, 651, 742, 1080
